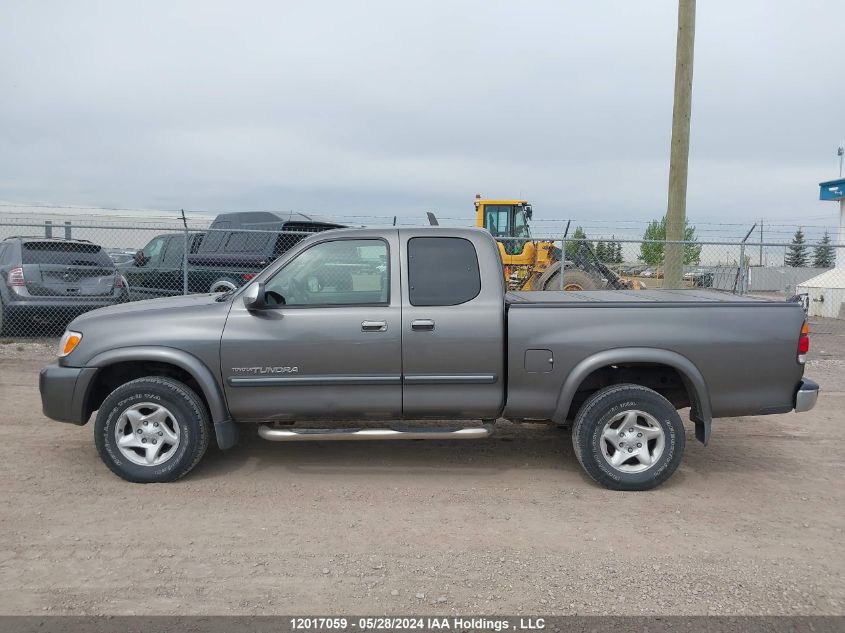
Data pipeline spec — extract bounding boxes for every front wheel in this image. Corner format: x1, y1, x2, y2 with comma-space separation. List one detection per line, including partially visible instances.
572, 384, 685, 491
94, 377, 210, 483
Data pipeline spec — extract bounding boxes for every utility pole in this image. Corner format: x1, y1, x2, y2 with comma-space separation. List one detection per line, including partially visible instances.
664, 0, 696, 288
759, 218, 764, 266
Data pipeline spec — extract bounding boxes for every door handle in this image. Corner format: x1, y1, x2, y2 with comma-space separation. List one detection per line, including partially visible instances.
411, 319, 435, 331
362, 320, 388, 332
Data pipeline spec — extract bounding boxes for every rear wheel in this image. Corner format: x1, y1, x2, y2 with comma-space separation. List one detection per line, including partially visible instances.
94, 376, 210, 483
0, 298, 16, 336
572, 384, 685, 491
543, 268, 598, 291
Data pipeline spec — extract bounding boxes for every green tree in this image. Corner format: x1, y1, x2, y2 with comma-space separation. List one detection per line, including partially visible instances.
785, 228, 809, 267
565, 226, 589, 259
638, 216, 701, 265
595, 241, 607, 261
607, 237, 623, 263
813, 230, 835, 268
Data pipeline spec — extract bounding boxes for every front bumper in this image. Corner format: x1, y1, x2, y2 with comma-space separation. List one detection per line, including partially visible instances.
795, 378, 819, 413
39, 363, 98, 425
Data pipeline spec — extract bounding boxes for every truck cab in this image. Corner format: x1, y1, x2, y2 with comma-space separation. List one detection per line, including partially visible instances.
220, 228, 505, 421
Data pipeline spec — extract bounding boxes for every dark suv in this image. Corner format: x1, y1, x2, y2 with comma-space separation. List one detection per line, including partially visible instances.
0, 237, 128, 334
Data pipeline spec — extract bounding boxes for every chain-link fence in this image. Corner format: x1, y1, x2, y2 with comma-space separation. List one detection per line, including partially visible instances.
494, 235, 845, 297
1, 213, 844, 337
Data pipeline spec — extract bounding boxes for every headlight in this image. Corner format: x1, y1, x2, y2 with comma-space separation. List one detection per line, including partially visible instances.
58, 331, 82, 357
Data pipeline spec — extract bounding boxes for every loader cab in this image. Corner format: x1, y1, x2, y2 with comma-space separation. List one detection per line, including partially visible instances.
475, 198, 536, 264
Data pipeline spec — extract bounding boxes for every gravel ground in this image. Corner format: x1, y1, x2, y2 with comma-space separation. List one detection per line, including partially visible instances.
0, 321, 843, 616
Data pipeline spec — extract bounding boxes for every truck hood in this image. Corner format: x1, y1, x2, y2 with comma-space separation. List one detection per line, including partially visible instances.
72, 293, 224, 321
63, 293, 234, 367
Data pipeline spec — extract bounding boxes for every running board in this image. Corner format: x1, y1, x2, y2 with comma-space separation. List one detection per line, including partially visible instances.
257, 423, 495, 442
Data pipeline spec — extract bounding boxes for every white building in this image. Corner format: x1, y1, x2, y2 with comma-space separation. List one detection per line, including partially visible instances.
797, 269, 845, 319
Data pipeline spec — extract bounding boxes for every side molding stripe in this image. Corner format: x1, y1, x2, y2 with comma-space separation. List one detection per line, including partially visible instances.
227, 374, 498, 387
403, 374, 498, 385
228, 375, 402, 387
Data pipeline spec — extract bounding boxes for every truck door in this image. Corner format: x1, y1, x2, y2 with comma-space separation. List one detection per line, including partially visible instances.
400, 233, 505, 419
220, 234, 401, 421
159, 236, 186, 295
124, 235, 167, 299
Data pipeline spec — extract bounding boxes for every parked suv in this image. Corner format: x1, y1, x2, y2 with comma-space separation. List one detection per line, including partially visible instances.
188, 211, 343, 293
0, 237, 128, 334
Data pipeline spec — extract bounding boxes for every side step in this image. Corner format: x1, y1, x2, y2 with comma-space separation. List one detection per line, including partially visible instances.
257, 423, 495, 442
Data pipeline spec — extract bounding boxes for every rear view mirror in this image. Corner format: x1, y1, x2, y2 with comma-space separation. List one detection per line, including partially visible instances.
243, 282, 267, 310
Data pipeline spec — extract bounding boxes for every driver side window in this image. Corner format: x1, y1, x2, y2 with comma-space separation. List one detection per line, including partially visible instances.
264, 239, 388, 306
143, 237, 165, 263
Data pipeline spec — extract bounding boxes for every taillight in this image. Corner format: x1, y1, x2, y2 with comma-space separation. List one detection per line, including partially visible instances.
113, 272, 125, 288
243, 273, 256, 281
7, 267, 25, 287
798, 321, 810, 364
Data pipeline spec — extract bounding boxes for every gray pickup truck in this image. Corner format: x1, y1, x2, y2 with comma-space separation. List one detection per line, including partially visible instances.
39, 227, 818, 490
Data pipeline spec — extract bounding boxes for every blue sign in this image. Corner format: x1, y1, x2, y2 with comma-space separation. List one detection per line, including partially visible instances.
819, 178, 845, 201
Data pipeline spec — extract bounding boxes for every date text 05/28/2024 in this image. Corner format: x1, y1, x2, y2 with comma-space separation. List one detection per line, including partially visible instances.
289, 617, 546, 631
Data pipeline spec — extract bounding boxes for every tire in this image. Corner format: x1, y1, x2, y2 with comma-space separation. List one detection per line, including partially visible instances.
94, 376, 210, 483
535, 264, 599, 291
209, 278, 238, 293
0, 298, 16, 337
572, 384, 685, 491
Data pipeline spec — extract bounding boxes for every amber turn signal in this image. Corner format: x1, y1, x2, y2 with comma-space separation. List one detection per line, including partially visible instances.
58, 331, 82, 358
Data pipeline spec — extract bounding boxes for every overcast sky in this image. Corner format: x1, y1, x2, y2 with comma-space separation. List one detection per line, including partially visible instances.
1, 0, 843, 236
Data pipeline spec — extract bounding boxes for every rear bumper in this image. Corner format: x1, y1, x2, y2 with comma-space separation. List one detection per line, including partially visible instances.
794, 378, 819, 413
39, 363, 98, 424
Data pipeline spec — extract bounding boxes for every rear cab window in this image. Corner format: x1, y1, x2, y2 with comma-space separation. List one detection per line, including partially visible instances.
224, 232, 271, 253
22, 242, 114, 267
407, 237, 481, 306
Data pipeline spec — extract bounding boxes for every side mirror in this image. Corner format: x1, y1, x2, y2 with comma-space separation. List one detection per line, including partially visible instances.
243, 282, 266, 310
525, 205, 533, 220
133, 250, 147, 266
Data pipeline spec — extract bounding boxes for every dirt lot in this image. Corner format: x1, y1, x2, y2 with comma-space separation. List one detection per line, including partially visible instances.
1, 319, 844, 616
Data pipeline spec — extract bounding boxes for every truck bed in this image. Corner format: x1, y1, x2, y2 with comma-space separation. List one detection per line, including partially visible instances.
503, 288, 805, 422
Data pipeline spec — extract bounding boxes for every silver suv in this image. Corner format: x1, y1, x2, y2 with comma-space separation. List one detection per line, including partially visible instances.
0, 237, 128, 335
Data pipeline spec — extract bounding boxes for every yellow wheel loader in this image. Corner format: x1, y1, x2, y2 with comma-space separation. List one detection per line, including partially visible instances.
474, 196, 639, 291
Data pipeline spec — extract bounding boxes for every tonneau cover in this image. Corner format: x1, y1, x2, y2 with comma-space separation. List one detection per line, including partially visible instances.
506, 288, 779, 304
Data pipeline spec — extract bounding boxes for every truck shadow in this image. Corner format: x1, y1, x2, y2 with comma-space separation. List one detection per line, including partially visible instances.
193, 422, 584, 481
189, 422, 733, 492
187, 415, 818, 490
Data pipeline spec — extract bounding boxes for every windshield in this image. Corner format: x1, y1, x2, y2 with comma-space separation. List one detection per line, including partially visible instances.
484, 206, 511, 237
484, 205, 531, 239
